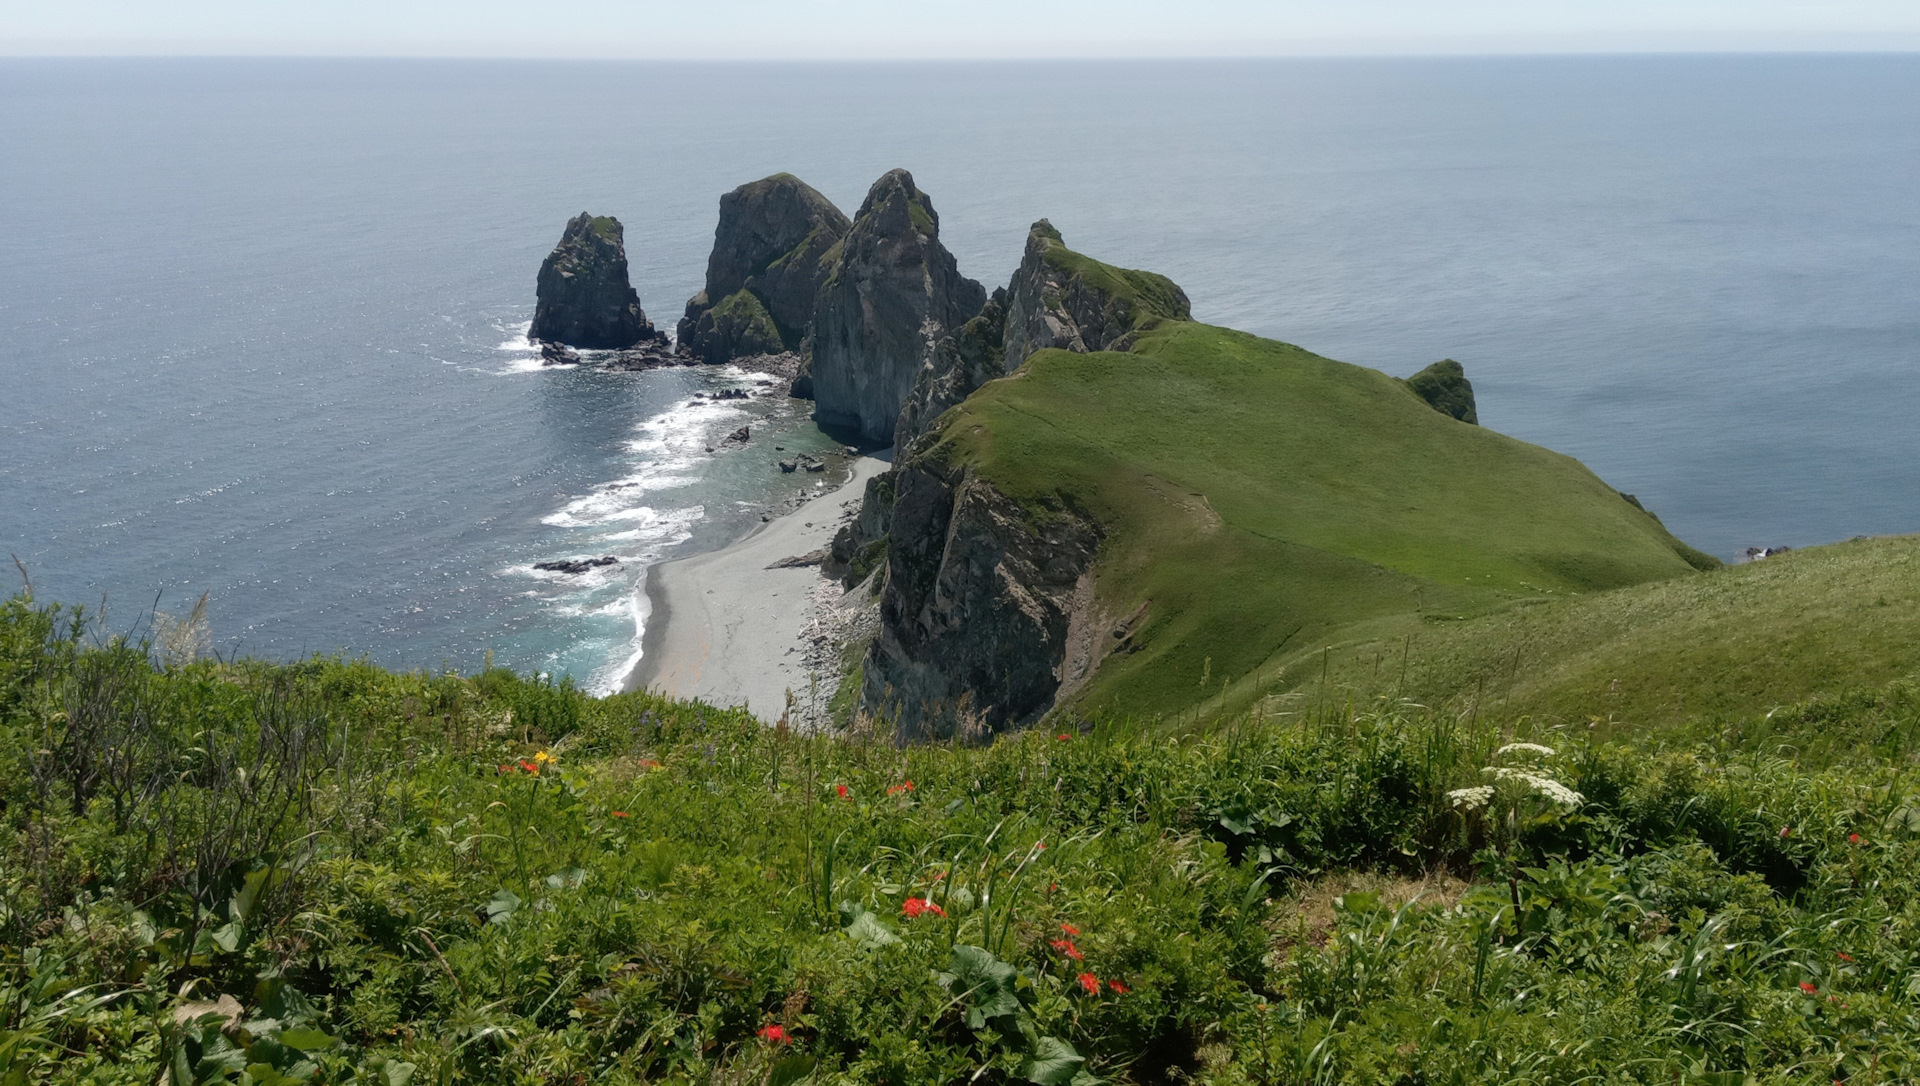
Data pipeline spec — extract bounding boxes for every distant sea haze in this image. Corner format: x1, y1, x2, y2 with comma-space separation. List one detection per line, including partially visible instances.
2, 56, 1915, 686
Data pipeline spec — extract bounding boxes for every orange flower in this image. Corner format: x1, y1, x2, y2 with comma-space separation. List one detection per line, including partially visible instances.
757, 1024, 789, 1044
1050, 938, 1083, 961
1077, 972, 1100, 995
612, 811, 629, 818
1107, 980, 1130, 994
1849, 833, 1862, 844
638, 758, 662, 770
1799, 982, 1818, 994
887, 780, 915, 795
1059, 923, 1081, 936
902, 897, 946, 918
1838, 952, 1854, 962
1056, 733, 1071, 741
835, 783, 851, 801
519, 759, 540, 775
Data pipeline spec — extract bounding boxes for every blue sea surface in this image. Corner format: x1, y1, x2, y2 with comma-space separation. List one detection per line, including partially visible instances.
2, 56, 1915, 686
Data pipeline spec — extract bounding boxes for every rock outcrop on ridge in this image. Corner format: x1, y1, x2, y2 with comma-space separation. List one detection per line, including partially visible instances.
1405, 358, 1479, 424
530, 213, 659, 349
677, 174, 851, 367
1001, 219, 1191, 366
808, 169, 986, 445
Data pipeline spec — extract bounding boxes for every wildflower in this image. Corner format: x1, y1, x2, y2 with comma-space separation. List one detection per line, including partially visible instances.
757, 1024, 789, 1044
519, 759, 539, 775
1060, 923, 1081, 936
1077, 972, 1100, 995
835, 783, 851, 801
638, 758, 662, 770
887, 780, 915, 795
1484, 767, 1582, 807
1780, 825, 1792, 839
1446, 785, 1495, 810
612, 811, 629, 819
1849, 833, 1862, 845
1493, 742, 1556, 759
1838, 952, 1854, 962
1107, 980, 1130, 994
1033, 841, 1046, 851
1050, 939, 1083, 961
497, 764, 512, 774
1056, 733, 1071, 742
1799, 982, 1817, 994
902, 897, 946, 919
533, 750, 556, 765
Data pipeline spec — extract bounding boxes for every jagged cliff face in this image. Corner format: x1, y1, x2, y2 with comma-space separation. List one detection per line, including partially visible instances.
861, 452, 1102, 738
810, 170, 985, 445
893, 288, 1008, 451
1002, 219, 1191, 366
530, 214, 656, 349
677, 174, 850, 364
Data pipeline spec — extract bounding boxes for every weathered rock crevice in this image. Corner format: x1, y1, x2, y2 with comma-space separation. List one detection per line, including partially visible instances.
531, 213, 660, 349
858, 455, 1102, 740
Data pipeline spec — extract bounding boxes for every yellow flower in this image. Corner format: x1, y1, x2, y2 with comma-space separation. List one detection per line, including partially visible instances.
533, 750, 556, 765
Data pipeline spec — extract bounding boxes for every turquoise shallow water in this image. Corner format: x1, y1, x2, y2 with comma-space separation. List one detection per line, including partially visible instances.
2, 56, 1915, 686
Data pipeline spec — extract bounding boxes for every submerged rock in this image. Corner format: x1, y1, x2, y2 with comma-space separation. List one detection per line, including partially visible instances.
531, 213, 659, 349
1405, 359, 1478, 424
809, 169, 986, 445
1002, 219, 1191, 367
678, 174, 850, 366
534, 556, 620, 575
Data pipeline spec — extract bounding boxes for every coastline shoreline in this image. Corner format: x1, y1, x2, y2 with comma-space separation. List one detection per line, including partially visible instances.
622, 453, 887, 719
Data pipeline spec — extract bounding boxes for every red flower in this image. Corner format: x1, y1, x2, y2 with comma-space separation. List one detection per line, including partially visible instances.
1107, 980, 1130, 994
1838, 952, 1854, 962
887, 780, 915, 795
901, 897, 946, 918
1050, 939, 1083, 961
757, 1024, 789, 1044
1060, 923, 1081, 936
1077, 972, 1100, 995
612, 811, 628, 819
1056, 733, 1071, 742
498, 764, 512, 774
835, 783, 851, 801
1779, 825, 1792, 838
1799, 982, 1818, 994
519, 759, 539, 774
638, 758, 662, 770
1849, 833, 1862, 845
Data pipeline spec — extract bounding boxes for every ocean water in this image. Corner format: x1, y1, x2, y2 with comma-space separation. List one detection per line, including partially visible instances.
2, 56, 1916, 687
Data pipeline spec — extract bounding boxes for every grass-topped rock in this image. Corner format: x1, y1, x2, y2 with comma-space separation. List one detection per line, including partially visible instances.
1405, 357, 1479, 424
678, 173, 850, 366
530, 213, 660, 349
1003, 218, 1192, 365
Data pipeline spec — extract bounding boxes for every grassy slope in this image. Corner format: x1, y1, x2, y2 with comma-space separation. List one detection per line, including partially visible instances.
1284, 533, 1920, 729
923, 320, 1709, 719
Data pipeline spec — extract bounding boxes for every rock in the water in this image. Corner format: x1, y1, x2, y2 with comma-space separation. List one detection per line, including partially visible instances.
530, 213, 659, 349
1002, 219, 1191, 367
1405, 359, 1478, 424
894, 287, 1009, 450
678, 174, 851, 365
727, 425, 751, 443
809, 169, 986, 445
539, 341, 581, 366
534, 555, 620, 575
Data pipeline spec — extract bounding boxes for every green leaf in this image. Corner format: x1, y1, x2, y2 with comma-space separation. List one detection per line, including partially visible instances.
273, 1028, 335, 1052
768, 1055, 817, 1086
938, 945, 1024, 1028
841, 905, 899, 948
382, 1061, 417, 1086
485, 890, 523, 924
1021, 1036, 1085, 1085
243, 1062, 307, 1086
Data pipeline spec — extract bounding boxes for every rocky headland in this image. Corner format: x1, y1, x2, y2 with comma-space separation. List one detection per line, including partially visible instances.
530, 213, 662, 350
676, 174, 851, 372
807, 169, 986, 444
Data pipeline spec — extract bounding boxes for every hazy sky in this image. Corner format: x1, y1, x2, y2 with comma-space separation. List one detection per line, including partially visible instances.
4, 0, 1919, 58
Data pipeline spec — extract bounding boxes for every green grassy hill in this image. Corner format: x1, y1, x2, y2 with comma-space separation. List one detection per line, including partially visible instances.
921, 319, 1715, 720
8, 588, 1920, 1085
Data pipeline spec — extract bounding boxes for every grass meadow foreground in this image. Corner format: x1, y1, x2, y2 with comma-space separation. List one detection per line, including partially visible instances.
7, 586, 1920, 1085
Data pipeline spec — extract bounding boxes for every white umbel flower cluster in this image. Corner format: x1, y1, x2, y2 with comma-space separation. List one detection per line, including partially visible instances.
1486, 766, 1583, 807
1447, 785, 1496, 810
1493, 742, 1557, 760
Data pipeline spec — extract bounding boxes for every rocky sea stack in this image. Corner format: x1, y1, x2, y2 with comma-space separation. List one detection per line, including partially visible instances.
809, 170, 985, 445
530, 213, 659, 349
677, 174, 850, 368
1002, 218, 1191, 365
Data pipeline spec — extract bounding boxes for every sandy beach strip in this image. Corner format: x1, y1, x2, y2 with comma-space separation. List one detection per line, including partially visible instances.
624, 454, 888, 720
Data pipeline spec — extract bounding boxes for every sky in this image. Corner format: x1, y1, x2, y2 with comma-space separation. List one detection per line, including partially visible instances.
4, 0, 1919, 58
